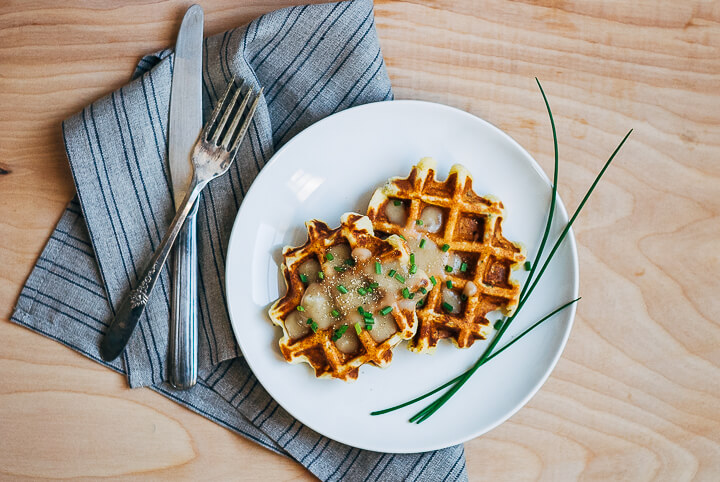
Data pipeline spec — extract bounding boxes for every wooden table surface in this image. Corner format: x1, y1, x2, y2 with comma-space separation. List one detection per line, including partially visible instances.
1, 0, 718, 479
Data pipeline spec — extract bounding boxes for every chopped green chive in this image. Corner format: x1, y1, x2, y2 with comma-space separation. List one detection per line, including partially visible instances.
416, 220, 423, 226
398, 234, 406, 241
409, 264, 417, 275
416, 299, 425, 308
305, 318, 314, 325
441, 244, 450, 252
380, 306, 393, 316
524, 261, 532, 271
325, 253, 334, 261
357, 306, 365, 315
344, 258, 355, 266
419, 239, 426, 248
296, 306, 305, 312
299, 274, 308, 283
355, 322, 362, 335
446, 280, 453, 289
388, 269, 396, 278
332, 325, 348, 341
410, 253, 415, 264
366, 287, 373, 293
430, 276, 437, 286
494, 319, 503, 330
369, 282, 379, 289
334, 266, 346, 273
442, 302, 453, 312
310, 321, 318, 333
395, 273, 406, 283
402, 288, 411, 299
461, 293, 468, 301
318, 271, 324, 280
394, 200, 401, 206
375, 261, 382, 274
331, 309, 340, 318
444, 265, 453, 272
420, 287, 427, 294
364, 315, 374, 322
358, 288, 367, 296
460, 263, 468, 273
337, 285, 348, 294
409, 293, 415, 299
366, 324, 373, 331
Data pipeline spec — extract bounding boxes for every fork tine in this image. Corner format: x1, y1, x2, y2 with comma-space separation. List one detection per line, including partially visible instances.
210, 86, 242, 145
230, 88, 263, 152
220, 88, 253, 149
201, 77, 238, 141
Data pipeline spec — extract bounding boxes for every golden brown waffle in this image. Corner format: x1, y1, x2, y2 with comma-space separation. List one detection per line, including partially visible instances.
367, 157, 526, 352
268, 213, 430, 381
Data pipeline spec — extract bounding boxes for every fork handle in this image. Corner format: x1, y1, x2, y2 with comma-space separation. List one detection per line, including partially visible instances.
169, 200, 199, 389
100, 180, 206, 362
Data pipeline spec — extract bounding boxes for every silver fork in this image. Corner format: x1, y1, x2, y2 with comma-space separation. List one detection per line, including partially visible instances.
100, 79, 262, 362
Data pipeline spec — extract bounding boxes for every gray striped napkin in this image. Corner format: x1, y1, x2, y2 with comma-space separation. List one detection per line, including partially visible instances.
11, 0, 468, 479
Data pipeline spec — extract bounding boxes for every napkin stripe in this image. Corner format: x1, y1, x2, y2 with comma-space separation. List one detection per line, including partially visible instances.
87, 103, 166, 382
274, 8, 374, 142
110, 90, 171, 375
78, 109, 134, 286
88, 105, 141, 282
154, 386, 280, 452
334, 48, 381, 112
146, 74, 167, 140
263, 8, 347, 103
203, 43, 220, 105
17, 293, 98, 335
263, 2, 347, 100
54, 227, 92, 249
115, 88, 172, 228
249, 7, 302, 66
218, 31, 231, 81
139, 80, 166, 164
447, 451, 466, 481
197, 263, 219, 361
35, 261, 105, 298
29, 290, 105, 327
78, 107, 163, 380
331, 447, 360, 481
47, 234, 90, 255
411, 452, 435, 480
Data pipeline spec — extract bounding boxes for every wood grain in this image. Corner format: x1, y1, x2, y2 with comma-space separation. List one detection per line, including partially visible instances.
1, 0, 719, 479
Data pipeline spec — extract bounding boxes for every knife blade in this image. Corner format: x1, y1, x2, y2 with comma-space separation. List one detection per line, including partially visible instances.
168, 4, 203, 389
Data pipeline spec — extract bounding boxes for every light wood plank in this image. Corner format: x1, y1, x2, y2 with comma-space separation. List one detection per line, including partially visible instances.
1, 0, 718, 479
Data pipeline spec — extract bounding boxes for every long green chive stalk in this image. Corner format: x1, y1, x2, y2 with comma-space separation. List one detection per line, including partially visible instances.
370, 297, 580, 416
370, 79, 632, 424
409, 129, 632, 424
518, 129, 633, 309
406, 78, 564, 424
519, 78, 560, 306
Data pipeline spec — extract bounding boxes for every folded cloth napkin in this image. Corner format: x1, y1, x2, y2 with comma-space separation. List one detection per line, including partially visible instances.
11, 0, 468, 479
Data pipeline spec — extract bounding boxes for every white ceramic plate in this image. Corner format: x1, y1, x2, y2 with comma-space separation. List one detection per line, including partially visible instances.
225, 100, 578, 453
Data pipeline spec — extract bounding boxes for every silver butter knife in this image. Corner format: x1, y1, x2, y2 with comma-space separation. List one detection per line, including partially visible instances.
168, 4, 203, 389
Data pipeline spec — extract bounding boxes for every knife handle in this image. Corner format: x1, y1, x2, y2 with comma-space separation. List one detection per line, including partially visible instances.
169, 199, 199, 389
100, 182, 205, 363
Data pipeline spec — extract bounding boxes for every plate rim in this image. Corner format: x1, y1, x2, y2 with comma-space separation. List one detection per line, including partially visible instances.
225, 99, 579, 453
